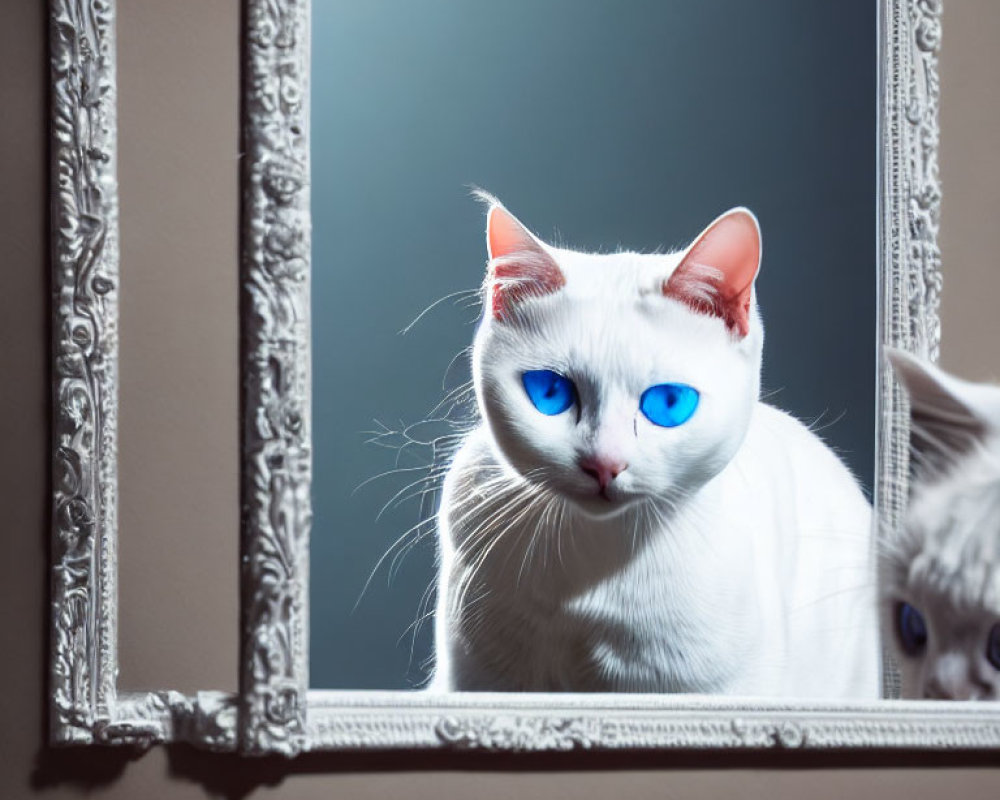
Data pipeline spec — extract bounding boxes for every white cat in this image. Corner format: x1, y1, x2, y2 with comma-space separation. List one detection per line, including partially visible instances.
431, 197, 880, 697
883, 349, 1000, 700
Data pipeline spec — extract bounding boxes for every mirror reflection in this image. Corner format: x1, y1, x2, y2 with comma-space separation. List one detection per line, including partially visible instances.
884, 350, 1000, 701
310, 0, 876, 693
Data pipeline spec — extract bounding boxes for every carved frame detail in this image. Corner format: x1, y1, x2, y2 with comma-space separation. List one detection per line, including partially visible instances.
239, 0, 312, 757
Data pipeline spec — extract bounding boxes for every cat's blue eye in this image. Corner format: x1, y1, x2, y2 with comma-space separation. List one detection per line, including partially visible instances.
639, 383, 700, 428
987, 624, 1000, 671
522, 370, 576, 416
896, 602, 928, 656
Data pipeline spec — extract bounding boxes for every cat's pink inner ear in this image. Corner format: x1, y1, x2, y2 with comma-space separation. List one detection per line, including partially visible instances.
487, 205, 534, 261
485, 204, 564, 321
663, 208, 761, 337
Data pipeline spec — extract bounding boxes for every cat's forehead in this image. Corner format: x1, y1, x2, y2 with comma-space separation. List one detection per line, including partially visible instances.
481, 244, 762, 383
510, 285, 741, 372
903, 549, 1000, 617
899, 469, 1000, 614
549, 246, 681, 296
908, 452, 1000, 547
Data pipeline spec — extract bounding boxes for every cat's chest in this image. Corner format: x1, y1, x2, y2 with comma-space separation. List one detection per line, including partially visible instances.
460, 541, 751, 692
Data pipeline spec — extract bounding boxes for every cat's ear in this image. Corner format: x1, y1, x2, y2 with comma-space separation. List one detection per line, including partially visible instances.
663, 207, 761, 337
483, 200, 564, 321
887, 348, 1000, 475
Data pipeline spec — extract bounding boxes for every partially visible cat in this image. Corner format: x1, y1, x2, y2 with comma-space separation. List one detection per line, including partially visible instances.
431, 196, 880, 697
883, 349, 1000, 700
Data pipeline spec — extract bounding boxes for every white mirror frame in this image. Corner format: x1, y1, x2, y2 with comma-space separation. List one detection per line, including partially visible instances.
50, 0, 1000, 756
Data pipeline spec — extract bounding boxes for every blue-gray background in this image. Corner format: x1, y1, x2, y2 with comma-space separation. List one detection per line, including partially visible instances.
311, 0, 875, 689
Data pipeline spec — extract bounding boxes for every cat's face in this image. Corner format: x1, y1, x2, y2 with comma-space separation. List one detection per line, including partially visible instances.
887, 599, 1000, 700
884, 475, 1000, 699
472, 199, 763, 519
886, 350, 1000, 700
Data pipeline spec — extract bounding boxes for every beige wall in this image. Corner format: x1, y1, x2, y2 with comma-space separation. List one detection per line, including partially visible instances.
114, 0, 239, 696
939, 0, 1000, 380
3, 1, 999, 798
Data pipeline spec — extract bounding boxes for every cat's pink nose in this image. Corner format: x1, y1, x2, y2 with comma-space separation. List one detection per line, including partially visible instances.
579, 456, 628, 491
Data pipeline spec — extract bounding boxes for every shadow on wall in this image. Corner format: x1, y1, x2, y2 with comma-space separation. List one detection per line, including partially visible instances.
30, 742, 1000, 800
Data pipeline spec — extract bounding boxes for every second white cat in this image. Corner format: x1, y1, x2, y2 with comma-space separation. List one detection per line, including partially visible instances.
432, 198, 880, 697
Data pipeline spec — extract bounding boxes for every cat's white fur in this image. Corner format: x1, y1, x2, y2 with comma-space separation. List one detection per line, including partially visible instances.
431, 201, 880, 696
884, 349, 1000, 700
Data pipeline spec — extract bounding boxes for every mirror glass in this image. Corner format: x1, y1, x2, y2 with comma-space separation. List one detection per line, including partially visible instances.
310, 0, 875, 691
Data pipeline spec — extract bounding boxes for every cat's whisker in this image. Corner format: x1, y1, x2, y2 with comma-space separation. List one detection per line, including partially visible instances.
375, 457, 511, 522
352, 464, 433, 496
758, 385, 785, 402
455, 494, 538, 620
453, 479, 543, 561
468, 497, 536, 589
405, 578, 438, 645
516, 519, 543, 589
426, 382, 477, 421
353, 514, 439, 612
804, 407, 847, 436
555, 498, 569, 570
399, 288, 481, 336
440, 346, 474, 390
374, 474, 444, 521
388, 519, 440, 583
456, 481, 547, 592
383, 482, 449, 519
484, 488, 555, 585
399, 592, 437, 649
538, 495, 562, 574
